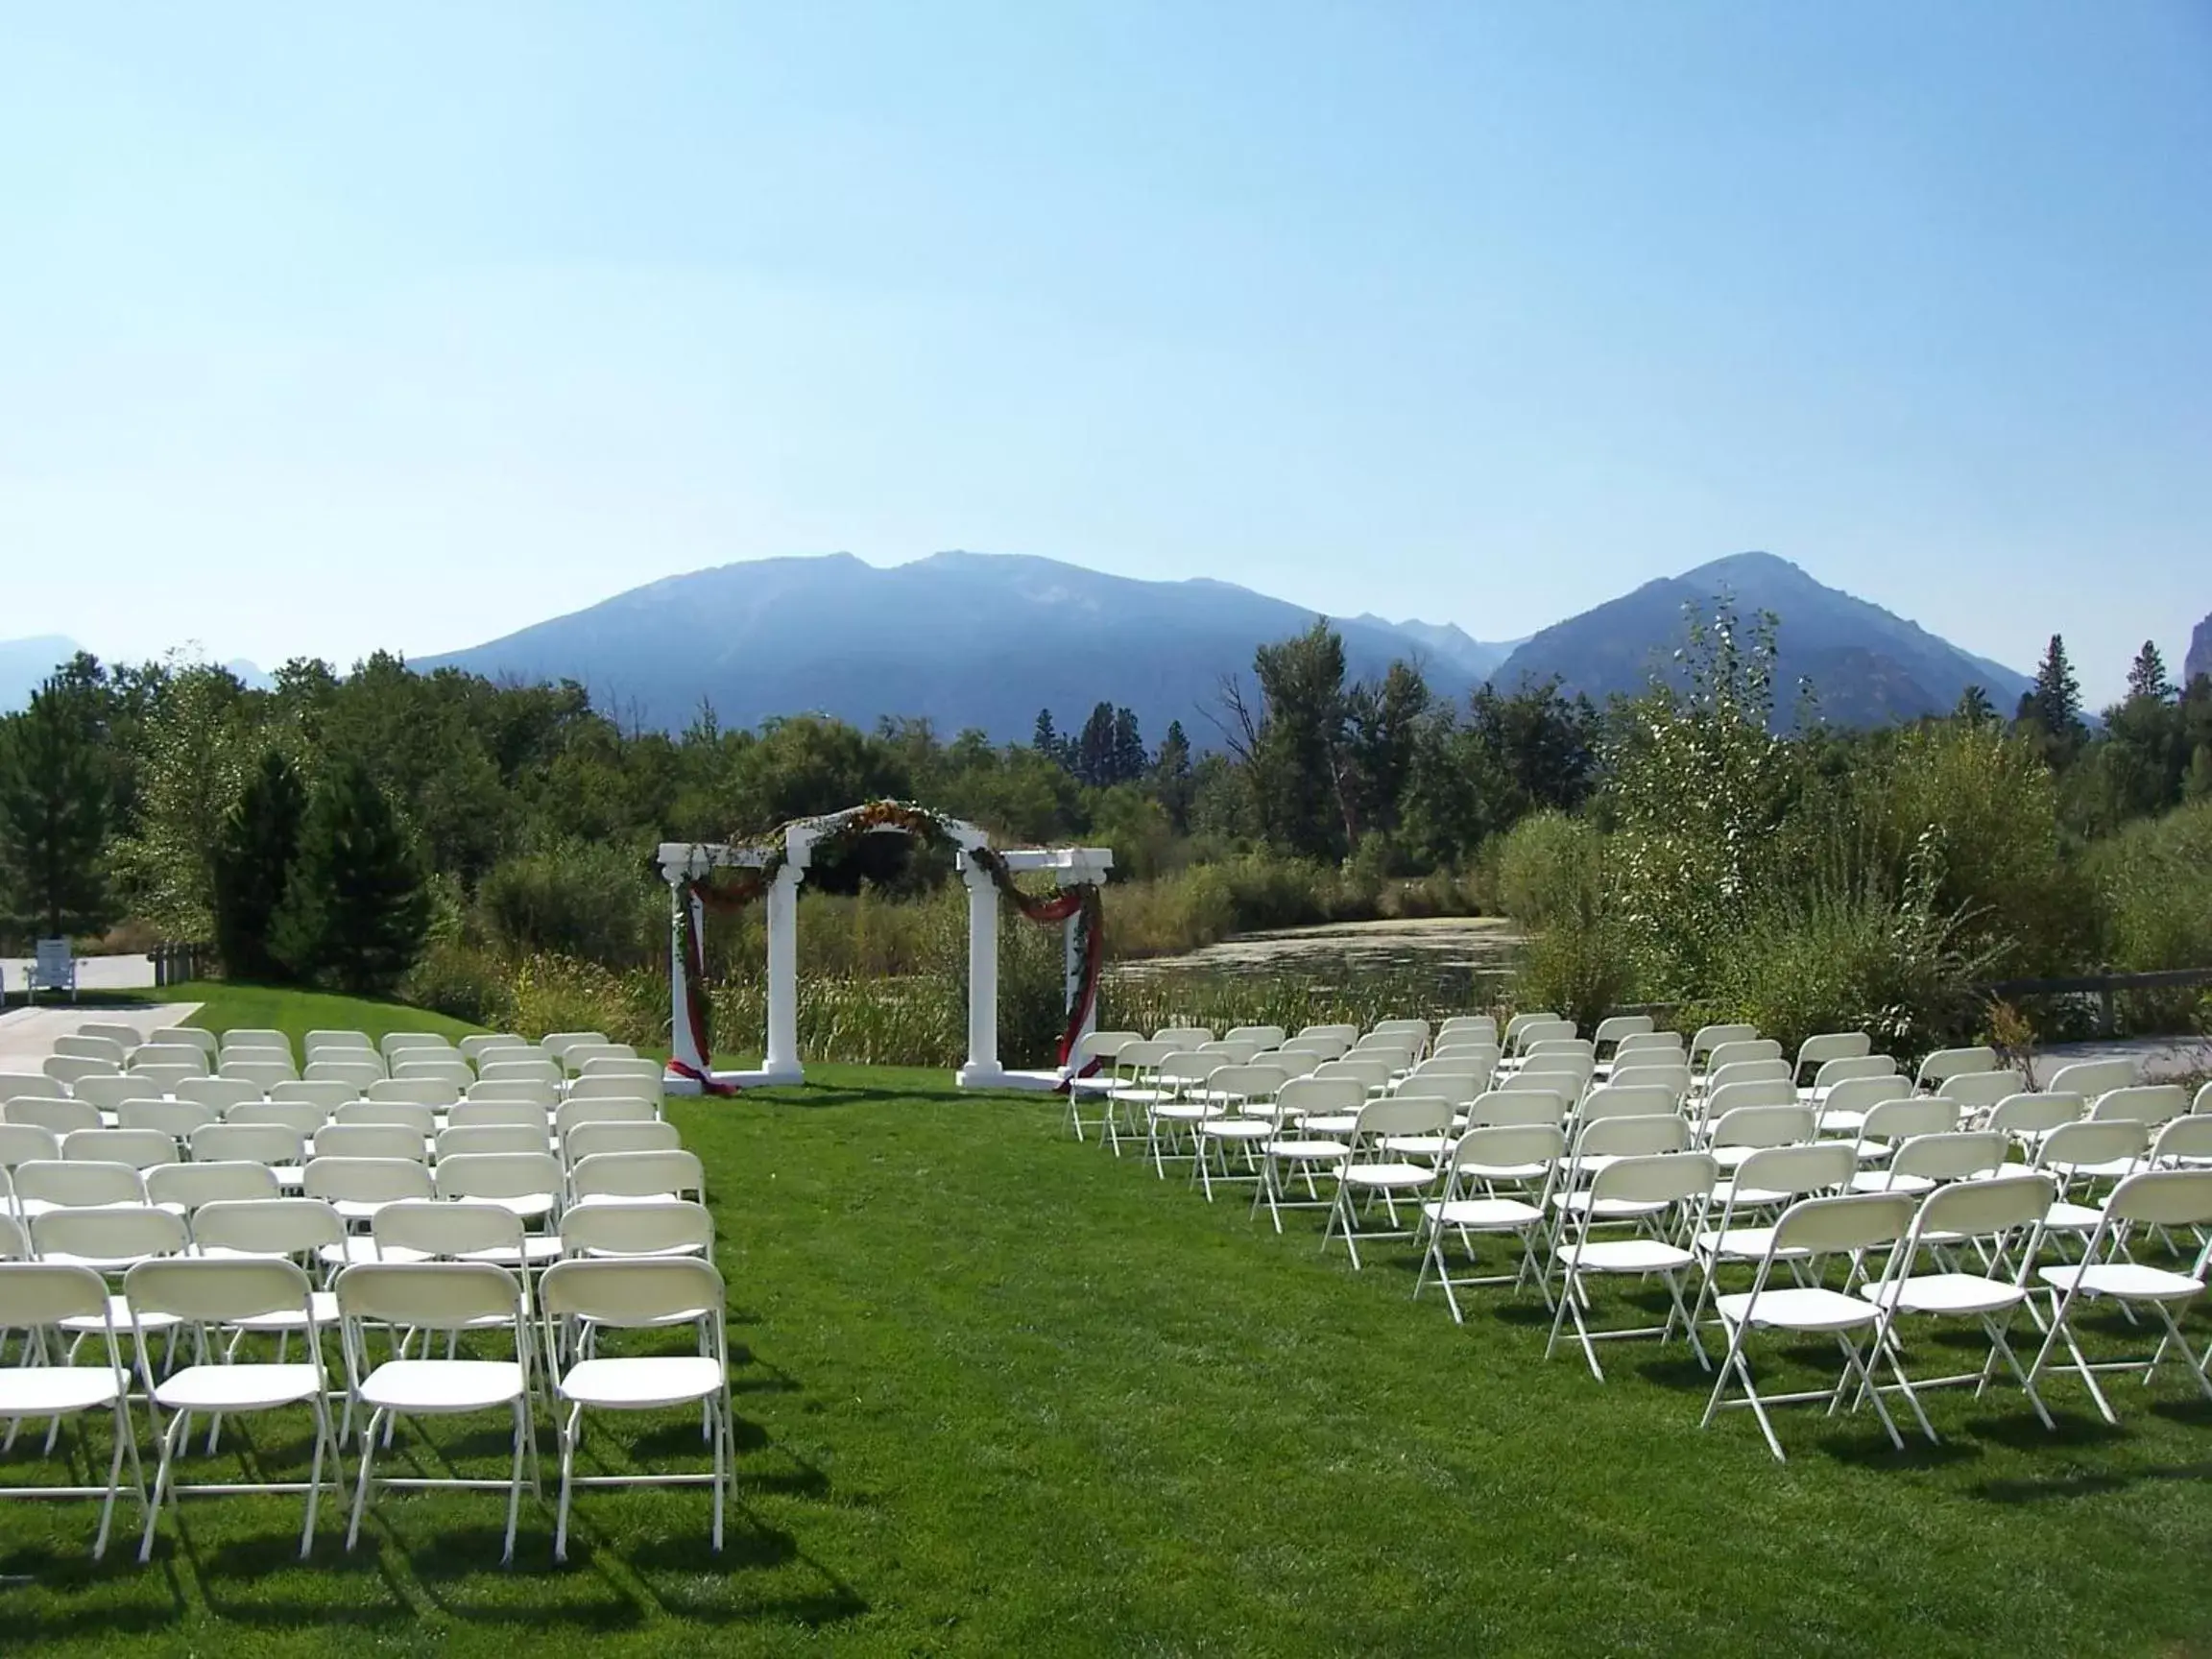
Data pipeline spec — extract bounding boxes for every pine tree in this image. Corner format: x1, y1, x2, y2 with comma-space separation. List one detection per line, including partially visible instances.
2126, 641, 2174, 704
271, 756, 430, 994
2018, 634, 2087, 767
1032, 709, 1063, 767
1109, 706, 1145, 785
212, 750, 307, 981
1075, 702, 1118, 789
0, 681, 113, 938
1152, 720, 1194, 831
1953, 685, 1995, 726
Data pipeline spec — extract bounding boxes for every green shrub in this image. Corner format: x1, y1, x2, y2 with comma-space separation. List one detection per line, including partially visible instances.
477, 839, 659, 969
1494, 811, 1603, 934
404, 939, 516, 1028
2090, 798, 2212, 973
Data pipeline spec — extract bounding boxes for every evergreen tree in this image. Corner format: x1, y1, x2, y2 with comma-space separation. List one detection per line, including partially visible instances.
1953, 685, 1996, 727
1074, 703, 1118, 789
1031, 709, 1063, 767
0, 681, 114, 938
1151, 719, 1195, 832
271, 756, 430, 994
2017, 634, 2086, 767
1109, 706, 1145, 785
211, 749, 307, 981
2126, 640, 2174, 704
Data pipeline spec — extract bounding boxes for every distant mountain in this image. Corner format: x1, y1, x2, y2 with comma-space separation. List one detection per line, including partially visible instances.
2188, 613, 2212, 687
1491, 552, 2033, 726
0, 636, 81, 711
420, 551, 1513, 744
1352, 615, 1514, 680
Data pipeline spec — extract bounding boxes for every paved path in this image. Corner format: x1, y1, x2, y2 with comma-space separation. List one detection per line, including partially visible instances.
0, 952, 157, 995
2031, 1036, 2212, 1087
0, 1001, 203, 1074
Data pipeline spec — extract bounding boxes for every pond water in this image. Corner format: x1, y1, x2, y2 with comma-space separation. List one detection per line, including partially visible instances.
1115, 916, 1524, 984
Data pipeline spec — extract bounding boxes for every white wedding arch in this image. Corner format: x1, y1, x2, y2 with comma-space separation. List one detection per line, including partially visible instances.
656, 804, 1113, 1094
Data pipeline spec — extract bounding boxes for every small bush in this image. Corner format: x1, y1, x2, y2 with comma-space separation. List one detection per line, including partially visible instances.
1494, 812, 1603, 934
477, 840, 659, 969
404, 940, 516, 1028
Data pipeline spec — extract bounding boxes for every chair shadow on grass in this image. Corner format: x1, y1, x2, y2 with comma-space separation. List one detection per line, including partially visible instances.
0, 1541, 188, 1643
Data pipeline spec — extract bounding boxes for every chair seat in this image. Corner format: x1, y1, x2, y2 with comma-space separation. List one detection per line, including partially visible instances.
2047, 1158, 2139, 1181
460, 1238, 565, 1266
1299, 1114, 1359, 1136
1455, 1161, 1547, 1182
560, 1355, 722, 1410
60, 1294, 184, 1335
1380, 1135, 1453, 1160
1198, 1119, 1273, 1142
1550, 1191, 1667, 1220
1705, 1180, 1788, 1209
155, 1362, 323, 1411
0, 1367, 127, 1415
1694, 1226, 1791, 1262
1340, 1163, 1433, 1190
319, 1238, 430, 1268
1263, 1138, 1349, 1162
2039, 1262, 2204, 1303
361, 1358, 527, 1413
230, 1291, 341, 1331
1424, 1197, 1542, 1230
1558, 1239, 1694, 1274
1716, 1286, 1879, 1332
1848, 1171, 1936, 1195
2042, 1200, 2106, 1232
1862, 1273, 2026, 1316
1817, 1110, 1868, 1137
1152, 1103, 1218, 1123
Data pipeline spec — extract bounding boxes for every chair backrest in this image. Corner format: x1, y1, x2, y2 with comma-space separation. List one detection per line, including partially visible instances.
63, 1129, 180, 1172
1313, 1056, 1392, 1093
538, 1030, 611, 1059
77, 1022, 147, 1054
123, 1064, 203, 1094
305, 1028, 375, 1052
1822, 1075, 1915, 1121
302, 1156, 436, 1207
1986, 1092, 2084, 1137
578, 1057, 662, 1082
459, 1034, 531, 1064
1791, 1031, 1872, 1077
1916, 1046, 1997, 1088
6, 1097, 102, 1136
218, 1060, 298, 1088
1707, 1104, 1815, 1150
1204, 1065, 1287, 1104
1612, 1031, 1683, 1059
1586, 1150, 1718, 1207
1510, 1019, 1576, 1054
1700, 1079, 1798, 1126
1223, 1024, 1288, 1049
189, 1122, 307, 1169
1281, 1034, 1351, 1061
466, 1078, 561, 1106
124, 1256, 317, 1328
1707, 1059, 1794, 1094
449, 1100, 554, 1131
2089, 1085, 2189, 1127
0, 1123, 63, 1166
565, 1076, 664, 1103
1810, 1054, 1899, 1093
1502, 1012, 1561, 1050
2198, 1082, 2212, 1116
2044, 1058, 2139, 1101
314, 1123, 426, 1162
1274, 1075, 1365, 1121
1527, 1038, 1595, 1062
1298, 1023, 1360, 1045
226, 1099, 329, 1136
1705, 1039, 1784, 1075
336, 1260, 524, 1334
1572, 1114, 1691, 1160
2099, 1168, 2212, 1230
270, 1079, 355, 1110
146, 1160, 281, 1214
480, 1058, 565, 1085
148, 1026, 219, 1057
1860, 1096, 1962, 1143
1574, 1084, 1678, 1124
1937, 1070, 2029, 1110
66, 1074, 142, 1112
1391, 1075, 1478, 1110
220, 1028, 293, 1053
1371, 1018, 1431, 1043
1436, 1016, 1498, 1042
540, 1256, 726, 1332
2033, 1119, 2147, 1174
1907, 1171, 2054, 1256
426, 1159, 557, 1212
556, 1098, 658, 1135
1886, 1130, 2009, 1185
563, 1119, 683, 1164
1072, 1030, 1142, 1067
372, 1198, 526, 1261
1447, 1123, 1564, 1183
335, 1100, 437, 1136
0, 1071, 67, 1104
1497, 1073, 1575, 1107
2152, 1115, 2212, 1165
559, 1044, 636, 1075
392, 1059, 472, 1086
190, 1196, 344, 1258
131, 1044, 212, 1075
369, 1077, 462, 1107
381, 1031, 457, 1061
13, 1159, 144, 1209
178, 1076, 266, 1110
436, 1124, 554, 1160
1592, 1015, 1654, 1050
0, 1262, 114, 1332
32, 1202, 188, 1267
1466, 1090, 1569, 1128
304, 1060, 385, 1088
118, 1099, 220, 1139
1725, 1141, 1857, 1203
569, 1149, 705, 1202
1689, 1023, 1759, 1064
1148, 1025, 1213, 1047
561, 1197, 713, 1258
1607, 1058, 1692, 1100
1258, 1049, 1323, 1080
54, 1033, 129, 1067
1768, 1190, 1915, 1260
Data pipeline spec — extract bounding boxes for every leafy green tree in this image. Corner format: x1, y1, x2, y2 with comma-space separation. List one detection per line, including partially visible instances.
211, 750, 307, 980
109, 661, 257, 937
1344, 661, 1430, 841
1952, 685, 1996, 727
1231, 620, 1353, 861
0, 680, 114, 938
271, 757, 432, 994
729, 715, 910, 830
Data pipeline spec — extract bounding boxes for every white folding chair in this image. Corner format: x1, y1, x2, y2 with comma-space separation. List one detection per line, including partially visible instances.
314, 1123, 427, 1164
174, 1077, 264, 1112
1321, 1097, 1450, 1269
569, 1150, 705, 1207
1816, 1073, 1915, 1139
563, 1120, 683, 1166
451, 1100, 557, 1132
1415, 1124, 1565, 1320
219, 1061, 298, 1092
1915, 1046, 1997, 1091
12, 1160, 145, 1220
71, 1074, 145, 1114
302, 1157, 437, 1236
9, 1097, 102, 1138
2029, 1169, 2212, 1423
539, 1257, 733, 1562
228, 1099, 329, 1138
335, 1262, 539, 1562
555, 1097, 657, 1137
1545, 1149, 1716, 1380
334, 1101, 437, 1138
1699, 1191, 1918, 1460
1249, 1076, 1361, 1232
438, 1124, 553, 1160
1858, 1173, 2058, 1441
436, 1152, 565, 1227
146, 1161, 280, 1220
43, 1057, 122, 1090
369, 1078, 462, 1108
565, 1074, 664, 1104
561, 1199, 713, 1261
466, 1079, 560, 1108
0, 1262, 147, 1556
304, 1061, 384, 1091
125, 1257, 346, 1560
118, 1100, 220, 1141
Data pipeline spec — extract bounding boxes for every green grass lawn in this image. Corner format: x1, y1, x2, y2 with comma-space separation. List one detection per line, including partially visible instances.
2, 986, 2210, 1654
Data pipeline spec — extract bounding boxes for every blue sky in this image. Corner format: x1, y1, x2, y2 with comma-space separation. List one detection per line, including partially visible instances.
2, 2, 2206, 703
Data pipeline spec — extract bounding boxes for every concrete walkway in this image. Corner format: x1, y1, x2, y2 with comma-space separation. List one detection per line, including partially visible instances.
2031, 1036, 2212, 1087
0, 1001, 203, 1074
0, 952, 157, 995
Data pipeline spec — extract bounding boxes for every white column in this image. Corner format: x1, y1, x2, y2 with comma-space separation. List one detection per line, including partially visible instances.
762, 867, 804, 1083
1061, 905, 1096, 1075
666, 875, 707, 1086
957, 859, 1003, 1087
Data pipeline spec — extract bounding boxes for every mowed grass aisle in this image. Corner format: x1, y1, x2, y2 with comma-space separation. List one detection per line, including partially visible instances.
4, 1044, 2212, 1652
